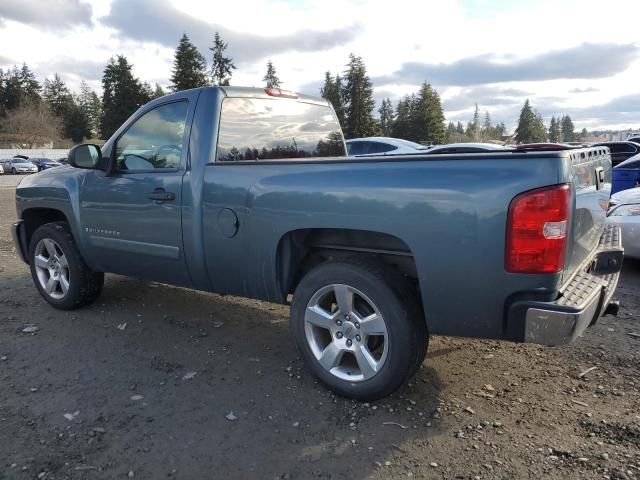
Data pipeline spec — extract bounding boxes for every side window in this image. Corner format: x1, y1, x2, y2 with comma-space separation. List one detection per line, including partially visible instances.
115, 101, 188, 172
619, 144, 635, 153
366, 142, 397, 154
607, 144, 620, 153
347, 142, 365, 156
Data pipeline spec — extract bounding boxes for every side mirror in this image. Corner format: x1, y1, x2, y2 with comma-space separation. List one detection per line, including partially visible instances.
68, 144, 103, 170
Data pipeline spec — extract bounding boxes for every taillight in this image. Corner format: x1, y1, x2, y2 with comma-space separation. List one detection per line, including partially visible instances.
505, 184, 571, 274
264, 88, 298, 99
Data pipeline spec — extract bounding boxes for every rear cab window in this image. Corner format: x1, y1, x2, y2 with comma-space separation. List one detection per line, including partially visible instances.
216, 97, 345, 162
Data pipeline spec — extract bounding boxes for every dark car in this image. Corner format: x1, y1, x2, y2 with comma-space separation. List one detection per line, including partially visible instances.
592, 141, 640, 166
612, 153, 640, 194
30, 158, 63, 171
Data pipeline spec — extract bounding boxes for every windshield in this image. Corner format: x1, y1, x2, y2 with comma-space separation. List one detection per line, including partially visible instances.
13, 158, 29, 163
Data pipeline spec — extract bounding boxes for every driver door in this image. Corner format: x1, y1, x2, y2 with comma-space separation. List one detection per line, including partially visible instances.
79, 99, 194, 286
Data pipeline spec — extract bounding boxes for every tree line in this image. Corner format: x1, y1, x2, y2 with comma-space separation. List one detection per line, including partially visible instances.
0, 29, 585, 146
319, 55, 446, 143
513, 99, 578, 144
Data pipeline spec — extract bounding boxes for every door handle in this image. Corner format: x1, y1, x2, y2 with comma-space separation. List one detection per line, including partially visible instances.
148, 188, 175, 202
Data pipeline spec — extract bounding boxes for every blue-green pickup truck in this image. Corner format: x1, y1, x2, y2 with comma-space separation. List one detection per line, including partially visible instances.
12, 86, 623, 400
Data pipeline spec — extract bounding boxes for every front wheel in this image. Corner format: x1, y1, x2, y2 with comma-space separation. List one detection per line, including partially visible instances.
28, 222, 104, 310
290, 258, 427, 401
11, 168, 16, 174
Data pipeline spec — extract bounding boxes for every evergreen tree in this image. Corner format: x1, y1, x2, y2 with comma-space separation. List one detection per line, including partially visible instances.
0, 68, 5, 117
42, 73, 89, 141
446, 121, 457, 143
515, 100, 547, 143
153, 83, 166, 99
495, 122, 506, 138
141, 82, 155, 100
456, 121, 465, 136
64, 103, 91, 143
333, 74, 346, 128
263, 60, 281, 88
391, 95, 413, 139
170, 34, 208, 91
580, 127, 588, 139
19, 63, 41, 104
534, 113, 548, 142
0, 64, 39, 113
100, 55, 149, 139
342, 54, 377, 139
209, 32, 236, 86
77, 81, 102, 138
548, 116, 556, 142
43, 74, 73, 119
469, 103, 481, 141
320, 71, 345, 129
409, 82, 445, 144
482, 111, 493, 140
378, 98, 394, 136
561, 115, 576, 142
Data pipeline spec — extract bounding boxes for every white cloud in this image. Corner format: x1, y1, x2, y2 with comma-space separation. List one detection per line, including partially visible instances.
0, 0, 639, 130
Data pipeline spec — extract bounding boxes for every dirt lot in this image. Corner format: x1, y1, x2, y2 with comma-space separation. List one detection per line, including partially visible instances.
0, 185, 638, 480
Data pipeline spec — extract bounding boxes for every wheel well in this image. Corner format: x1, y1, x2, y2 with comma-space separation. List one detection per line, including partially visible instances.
277, 228, 420, 299
22, 208, 69, 247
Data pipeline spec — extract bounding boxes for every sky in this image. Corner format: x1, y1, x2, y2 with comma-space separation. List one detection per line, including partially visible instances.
1, 0, 639, 132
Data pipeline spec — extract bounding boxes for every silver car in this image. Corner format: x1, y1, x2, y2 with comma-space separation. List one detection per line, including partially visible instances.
2, 158, 38, 174
346, 137, 431, 156
0, 164, 4, 174
424, 142, 512, 154
608, 187, 640, 259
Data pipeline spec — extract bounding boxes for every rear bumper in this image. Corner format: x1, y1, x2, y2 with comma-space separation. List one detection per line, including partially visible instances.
11, 220, 29, 264
507, 224, 623, 345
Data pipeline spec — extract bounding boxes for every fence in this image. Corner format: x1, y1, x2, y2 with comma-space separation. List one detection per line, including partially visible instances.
0, 149, 70, 161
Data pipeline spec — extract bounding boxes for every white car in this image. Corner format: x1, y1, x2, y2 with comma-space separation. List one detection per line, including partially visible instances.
424, 143, 512, 154
608, 188, 640, 259
346, 137, 431, 156
0, 164, 4, 174
2, 158, 38, 174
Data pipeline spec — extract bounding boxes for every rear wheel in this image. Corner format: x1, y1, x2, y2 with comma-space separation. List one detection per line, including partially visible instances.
291, 258, 427, 401
29, 222, 104, 310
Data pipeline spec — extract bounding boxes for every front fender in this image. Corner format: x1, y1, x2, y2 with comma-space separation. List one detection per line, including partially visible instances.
15, 168, 97, 270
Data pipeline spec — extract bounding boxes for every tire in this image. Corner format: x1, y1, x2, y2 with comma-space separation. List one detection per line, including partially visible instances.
290, 257, 428, 401
28, 222, 104, 310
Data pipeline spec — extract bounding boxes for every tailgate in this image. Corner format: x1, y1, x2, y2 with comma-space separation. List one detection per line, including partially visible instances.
564, 147, 612, 280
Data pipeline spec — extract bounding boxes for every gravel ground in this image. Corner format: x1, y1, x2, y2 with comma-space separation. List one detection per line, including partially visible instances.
0, 174, 26, 188
0, 186, 639, 480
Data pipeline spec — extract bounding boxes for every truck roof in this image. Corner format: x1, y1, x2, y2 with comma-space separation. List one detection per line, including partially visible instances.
150, 86, 330, 108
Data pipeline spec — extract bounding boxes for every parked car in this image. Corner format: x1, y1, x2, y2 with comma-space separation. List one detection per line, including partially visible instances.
612, 153, 640, 194
346, 137, 430, 156
608, 187, 640, 259
12, 86, 622, 401
423, 142, 511, 154
627, 136, 640, 145
2, 157, 38, 174
0, 164, 4, 174
30, 158, 63, 172
592, 141, 640, 166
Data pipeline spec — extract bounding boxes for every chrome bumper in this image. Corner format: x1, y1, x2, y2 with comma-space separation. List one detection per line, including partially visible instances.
508, 225, 623, 346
